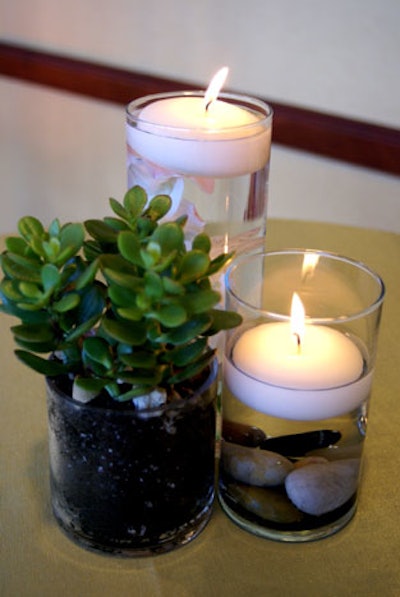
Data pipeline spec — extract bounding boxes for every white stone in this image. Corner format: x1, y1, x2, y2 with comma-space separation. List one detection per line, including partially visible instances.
221, 441, 293, 487
285, 458, 361, 516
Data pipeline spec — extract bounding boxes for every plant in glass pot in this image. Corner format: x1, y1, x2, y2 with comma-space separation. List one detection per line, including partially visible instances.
0, 186, 241, 556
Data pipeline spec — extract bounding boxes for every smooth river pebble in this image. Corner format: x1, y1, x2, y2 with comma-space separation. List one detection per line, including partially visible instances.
285, 458, 360, 516
221, 441, 293, 487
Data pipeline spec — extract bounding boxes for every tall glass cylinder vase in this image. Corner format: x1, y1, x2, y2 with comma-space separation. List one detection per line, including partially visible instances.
126, 92, 273, 257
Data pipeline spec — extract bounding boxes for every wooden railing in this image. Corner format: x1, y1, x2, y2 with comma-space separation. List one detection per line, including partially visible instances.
1, 41, 399, 176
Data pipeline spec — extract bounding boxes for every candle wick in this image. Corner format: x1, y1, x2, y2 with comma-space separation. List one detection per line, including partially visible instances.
293, 333, 301, 354
205, 100, 212, 112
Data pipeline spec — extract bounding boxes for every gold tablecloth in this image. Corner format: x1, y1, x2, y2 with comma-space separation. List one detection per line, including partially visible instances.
1, 219, 399, 596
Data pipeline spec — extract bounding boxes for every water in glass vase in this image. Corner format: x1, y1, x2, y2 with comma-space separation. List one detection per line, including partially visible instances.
127, 159, 269, 256
218, 386, 368, 542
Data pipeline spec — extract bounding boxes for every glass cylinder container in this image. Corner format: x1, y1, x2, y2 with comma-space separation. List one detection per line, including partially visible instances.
126, 92, 273, 256
47, 360, 218, 556
218, 249, 385, 542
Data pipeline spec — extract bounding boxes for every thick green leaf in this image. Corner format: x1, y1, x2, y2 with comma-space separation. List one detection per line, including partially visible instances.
63, 314, 101, 343
101, 317, 147, 345
183, 289, 220, 314
164, 337, 207, 366
204, 309, 243, 334
162, 277, 184, 295
144, 270, 163, 299
56, 223, 85, 264
82, 337, 113, 369
151, 222, 184, 255
168, 349, 215, 384
178, 251, 209, 284
85, 219, 119, 243
164, 314, 212, 345
18, 216, 45, 242
108, 284, 137, 307
119, 350, 157, 369
53, 293, 80, 313
118, 231, 143, 266
109, 197, 130, 220
103, 268, 143, 292
18, 282, 43, 300
15, 350, 69, 376
145, 194, 172, 221
192, 233, 211, 253
11, 323, 55, 343
123, 186, 148, 217
207, 251, 234, 276
2, 254, 42, 284
5, 237, 29, 255
41, 263, 60, 292
75, 258, 99, 291
116, 306, 143, 321
154, 303, 187, 328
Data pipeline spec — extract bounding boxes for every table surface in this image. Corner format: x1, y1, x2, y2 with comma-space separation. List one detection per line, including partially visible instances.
1, 219, 400, 597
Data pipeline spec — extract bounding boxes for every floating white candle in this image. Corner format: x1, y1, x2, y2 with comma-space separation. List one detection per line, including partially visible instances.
126, 68, 271, 177
225, 294, 370, 421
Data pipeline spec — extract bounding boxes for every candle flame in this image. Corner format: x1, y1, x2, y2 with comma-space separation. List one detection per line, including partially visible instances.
290, 293, 305, 350
301, 252, 319, 280
204, 66, 229, 111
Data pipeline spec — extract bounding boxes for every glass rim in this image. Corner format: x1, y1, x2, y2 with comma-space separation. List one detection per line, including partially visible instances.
126, 91, 273, 136
225, 248, 385, 324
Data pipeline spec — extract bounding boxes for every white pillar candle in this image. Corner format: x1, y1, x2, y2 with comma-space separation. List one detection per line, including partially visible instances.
224, 295, 371, 421
126, 68, 271, 177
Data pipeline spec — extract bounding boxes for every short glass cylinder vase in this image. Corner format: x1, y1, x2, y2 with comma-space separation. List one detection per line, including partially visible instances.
46, 360, 218, 556
126, 92, 273, 256
218, 250, 385, 542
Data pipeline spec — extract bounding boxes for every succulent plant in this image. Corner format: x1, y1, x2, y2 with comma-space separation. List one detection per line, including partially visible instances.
0, 186, 241, 404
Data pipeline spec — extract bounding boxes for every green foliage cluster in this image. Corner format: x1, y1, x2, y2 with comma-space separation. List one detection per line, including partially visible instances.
0, 186, 241, 402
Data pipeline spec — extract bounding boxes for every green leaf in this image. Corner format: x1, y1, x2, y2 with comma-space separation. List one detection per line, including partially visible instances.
168, 349, 215, 384
5, 237, 29, 255
85, 219, 119, 243
144, 270, 163, 299
192, 233, 211, 253
18, 282, 43, 300
56, 223, 85, 265
164, 314, 212, 345
151, 222, 184, 256
119, 350, 157, 369
116, 306, 143, 321
11, 323, 55, 343
178, 251, 210, 284
53, 293, 80, 313
103, 268, 143, 292
118, 231, 143, 266
82, 337, 113, 369
63, 314, 101, 343
145, 194, 172, 221
75, 258, 99, 290
41, 263, 60, 293
109, 197, 130, 220
162, 277, 184, 295
108, 284, 137, 307
123, 186, 148, 217
154, 303, 187, 328
164, 337, 207, 366
18, 216, 45, 242
101, 317, 147, 345
207, 252, 234, 276
1, 254, 42, 283
204, 309, 243, 334
183, 289, 221, 314
15, 350, 69, 375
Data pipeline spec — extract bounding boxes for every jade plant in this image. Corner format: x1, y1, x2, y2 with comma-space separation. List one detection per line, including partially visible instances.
0, 186, 241, 405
